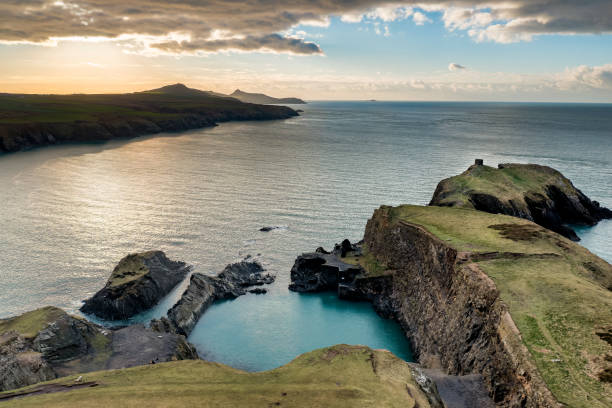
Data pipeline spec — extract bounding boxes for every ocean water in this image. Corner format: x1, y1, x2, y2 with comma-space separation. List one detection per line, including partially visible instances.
1, 102, 610, 371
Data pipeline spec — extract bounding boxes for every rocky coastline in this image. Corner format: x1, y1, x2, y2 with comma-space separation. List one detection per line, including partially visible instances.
1, 254, 274, 393
3, 161, 610, 406
290, 203, 612, 407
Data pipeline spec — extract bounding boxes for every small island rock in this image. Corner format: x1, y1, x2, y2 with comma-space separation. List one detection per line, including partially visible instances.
80, 251, 191, 320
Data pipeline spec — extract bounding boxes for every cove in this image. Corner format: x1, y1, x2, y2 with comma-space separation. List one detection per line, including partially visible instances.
187, 292, 414, 372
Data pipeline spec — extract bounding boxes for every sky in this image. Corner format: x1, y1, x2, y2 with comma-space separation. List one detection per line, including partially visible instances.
1, 1, 612, 101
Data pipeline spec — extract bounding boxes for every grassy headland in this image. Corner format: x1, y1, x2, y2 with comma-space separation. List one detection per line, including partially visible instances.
0, 84, 298, 153
1, 345, 434, 407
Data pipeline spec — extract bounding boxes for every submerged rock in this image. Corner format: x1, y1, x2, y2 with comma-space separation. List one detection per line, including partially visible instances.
151, 259, 275, 337
80, 251, 191, 320
429, 162, 612, 241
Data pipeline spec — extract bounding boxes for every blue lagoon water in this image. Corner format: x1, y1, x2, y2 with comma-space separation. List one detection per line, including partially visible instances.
1, 101, 610, 371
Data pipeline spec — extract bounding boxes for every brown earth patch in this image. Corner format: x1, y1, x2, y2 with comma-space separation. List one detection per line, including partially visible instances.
0, 381, 99, 402
488, 224, 544, 241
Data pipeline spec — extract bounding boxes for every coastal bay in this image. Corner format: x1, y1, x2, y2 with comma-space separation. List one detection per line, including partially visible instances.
0, 101, 610, 376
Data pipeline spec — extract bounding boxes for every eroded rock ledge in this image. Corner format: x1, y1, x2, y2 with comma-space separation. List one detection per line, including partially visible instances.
151, 258, 275, 337
80, 251, 191, 321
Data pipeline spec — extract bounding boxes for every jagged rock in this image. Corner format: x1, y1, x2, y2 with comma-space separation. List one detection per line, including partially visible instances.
0, 333, 56, 392
288, 245, 362, 293
152, 259, 275, 337
249, 288, 267, 294
429, 162, 612, 241
80, 251, 191, 320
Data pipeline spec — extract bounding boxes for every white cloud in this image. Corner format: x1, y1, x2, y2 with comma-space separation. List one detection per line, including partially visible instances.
412, 11, 431, 26
556, 64, 612, 90
449, 63, 467, 71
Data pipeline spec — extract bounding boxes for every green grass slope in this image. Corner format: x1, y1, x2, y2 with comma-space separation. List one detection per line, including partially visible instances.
429, 163, 575, 208
1, 345, 433, 408
389, 205, 612, 408
0, 307, 67, 339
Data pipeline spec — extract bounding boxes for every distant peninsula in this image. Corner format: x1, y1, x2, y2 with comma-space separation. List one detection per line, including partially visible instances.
229, 89, 306, 104
0, 84, 298, 153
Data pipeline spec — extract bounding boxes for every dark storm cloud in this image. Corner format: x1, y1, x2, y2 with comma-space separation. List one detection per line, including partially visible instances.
1, 1, 611, 54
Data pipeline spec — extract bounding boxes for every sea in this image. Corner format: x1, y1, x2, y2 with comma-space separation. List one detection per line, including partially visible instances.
1, 101, 610, 371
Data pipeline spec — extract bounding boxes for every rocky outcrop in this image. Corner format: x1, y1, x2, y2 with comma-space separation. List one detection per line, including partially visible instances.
151, 259, 274, 336
80, 251, 191, 321
429, 162, 612, 241
0, 333, 56, 392
288, 251, 362, 293
0, 307, 197, 391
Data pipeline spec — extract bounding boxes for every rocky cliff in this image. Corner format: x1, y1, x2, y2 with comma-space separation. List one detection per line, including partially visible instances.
0, 307, 196, 392
80, 251, 191, 321
429, 161, 612, 241
290, 205, 612, 408
151, 258, 274, 336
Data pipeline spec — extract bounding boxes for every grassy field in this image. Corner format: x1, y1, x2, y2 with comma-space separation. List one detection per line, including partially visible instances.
1, 345, 433, 408
105, 252, 157, 287
389, 205, 612, 408
0, 307, 67, 339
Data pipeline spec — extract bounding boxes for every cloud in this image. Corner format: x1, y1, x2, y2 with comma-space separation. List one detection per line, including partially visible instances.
151, 34, 322, 56
412, 11, 431, 26
556, 64, 612, 90
0, 1, 611, 56
448, 63, 467, 71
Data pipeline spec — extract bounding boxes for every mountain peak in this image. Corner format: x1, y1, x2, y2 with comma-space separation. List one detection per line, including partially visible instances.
154, 83, 190, 93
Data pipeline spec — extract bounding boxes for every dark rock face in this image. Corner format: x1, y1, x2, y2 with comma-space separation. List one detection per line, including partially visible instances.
0, 307, 196, 392
359, 208, 557, 407
288, 252, 362, 293
151, 259, 274, 337
0, 333, 56, 392
80, 251, 191, 321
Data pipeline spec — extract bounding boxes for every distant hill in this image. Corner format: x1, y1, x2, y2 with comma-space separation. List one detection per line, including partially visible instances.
145, 83, 232, 99
230, 89, 306, 104
0, 83, 298, 153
